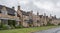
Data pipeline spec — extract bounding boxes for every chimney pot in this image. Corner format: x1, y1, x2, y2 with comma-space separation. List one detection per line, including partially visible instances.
12, 7, 14, 9
18, 6, 20, 10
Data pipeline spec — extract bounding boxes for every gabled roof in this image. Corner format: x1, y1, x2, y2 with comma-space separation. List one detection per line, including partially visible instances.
0, 5, 16, 12
20, 10, 30, 16
0, 5, 3, 9
39, 15, 43, 18
0, 5, 16, 15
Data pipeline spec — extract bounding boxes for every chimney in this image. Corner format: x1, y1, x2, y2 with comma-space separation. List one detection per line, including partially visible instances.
54, 15, 56, 19
18, 5, 20, 10
29, 10, 33, 19
37, 11, 39, 16
44, 13, 46, 16
30, 10, 33, 14
50, 14, 51, 17
12, 7, 15, 10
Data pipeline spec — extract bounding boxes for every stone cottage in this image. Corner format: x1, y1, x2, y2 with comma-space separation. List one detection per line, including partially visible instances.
0, 5, 20, 27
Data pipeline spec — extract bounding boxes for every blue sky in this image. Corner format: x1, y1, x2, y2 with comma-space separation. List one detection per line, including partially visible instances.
0, 0, 60, 18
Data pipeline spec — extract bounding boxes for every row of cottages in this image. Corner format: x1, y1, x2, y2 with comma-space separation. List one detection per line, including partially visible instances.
0, 5, 59, 28
49, 15, 60, 25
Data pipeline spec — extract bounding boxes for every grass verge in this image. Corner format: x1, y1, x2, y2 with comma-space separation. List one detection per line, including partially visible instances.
0, 26, 59, 33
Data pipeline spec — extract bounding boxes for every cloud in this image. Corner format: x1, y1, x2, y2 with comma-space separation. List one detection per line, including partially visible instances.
0, 0, 60, 18
33, 1, 54, 11
0, 0, 17, 7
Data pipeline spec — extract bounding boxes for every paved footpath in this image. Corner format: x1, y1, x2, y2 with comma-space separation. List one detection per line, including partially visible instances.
33, 27, 60, 33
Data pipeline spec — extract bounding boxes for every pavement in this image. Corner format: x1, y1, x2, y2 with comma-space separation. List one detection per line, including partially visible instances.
33, 27, 60, 33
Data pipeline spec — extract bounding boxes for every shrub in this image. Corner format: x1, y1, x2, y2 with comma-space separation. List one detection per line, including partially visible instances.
15, 25, 24, 28
10, 25, 15, 29
58, 23, 60, 25
47, 22, 54, 26
0, 24, 1, 28
2, 24, 11, 30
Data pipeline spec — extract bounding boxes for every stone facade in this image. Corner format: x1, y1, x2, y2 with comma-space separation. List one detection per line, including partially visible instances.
0, 5, 60, 28
49, 15, 60, 25
0, 5, 20, 27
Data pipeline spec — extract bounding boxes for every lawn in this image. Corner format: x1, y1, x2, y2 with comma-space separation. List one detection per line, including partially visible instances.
0, 26, 59, 33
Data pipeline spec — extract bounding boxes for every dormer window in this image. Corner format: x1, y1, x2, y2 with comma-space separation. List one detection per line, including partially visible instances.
8, 12, 15, 16
2, 10, 7, 15
7, 10, 15, 16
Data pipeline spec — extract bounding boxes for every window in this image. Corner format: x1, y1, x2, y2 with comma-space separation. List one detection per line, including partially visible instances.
8, 13, 15, 16
0, 10, 2, 13
49, 19, 52, 21
40, 16, 42, 18
28, 19, 33, 24
24, 20, 29, 23
37, 20, 40, 23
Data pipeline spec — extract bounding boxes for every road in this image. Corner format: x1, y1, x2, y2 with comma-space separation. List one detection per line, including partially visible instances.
33, 27, 60, 33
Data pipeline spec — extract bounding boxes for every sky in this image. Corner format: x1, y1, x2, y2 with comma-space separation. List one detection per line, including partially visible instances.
0, 0, 60, 18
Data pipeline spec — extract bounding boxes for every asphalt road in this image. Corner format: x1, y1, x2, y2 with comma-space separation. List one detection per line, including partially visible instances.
33, 27, 60, 33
